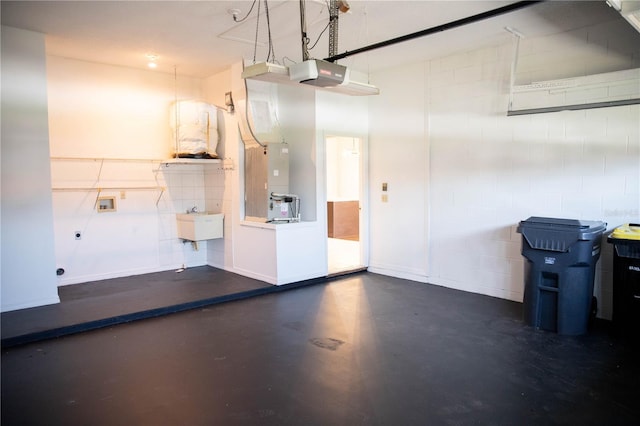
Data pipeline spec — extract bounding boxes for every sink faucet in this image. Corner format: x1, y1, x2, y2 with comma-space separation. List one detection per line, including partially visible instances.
188, 206, 199, 213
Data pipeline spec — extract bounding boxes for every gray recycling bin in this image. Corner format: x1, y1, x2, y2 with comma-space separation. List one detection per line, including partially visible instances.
517, 217, 606, 335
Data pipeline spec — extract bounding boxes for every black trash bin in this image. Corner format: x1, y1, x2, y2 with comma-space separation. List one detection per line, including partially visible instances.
517, 217, 606, 335
607, 224, 640, 335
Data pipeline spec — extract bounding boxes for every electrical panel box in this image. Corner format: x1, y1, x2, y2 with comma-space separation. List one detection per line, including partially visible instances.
245, 142, 290, 222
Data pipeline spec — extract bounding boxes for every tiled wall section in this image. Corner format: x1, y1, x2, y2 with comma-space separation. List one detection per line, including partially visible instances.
158, 163, 208, 269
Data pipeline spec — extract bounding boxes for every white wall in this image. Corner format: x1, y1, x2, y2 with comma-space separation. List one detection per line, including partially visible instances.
368, 22, 640, 319
202, 65, 324, 284
279, 84, 318, 221
368, 62, 429, 281
1, 26, 60, 311
203, 69, 236, 271
46, 56, 222, 284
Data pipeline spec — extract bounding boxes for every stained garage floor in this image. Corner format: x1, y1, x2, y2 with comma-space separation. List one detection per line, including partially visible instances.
2, 272, 639, 425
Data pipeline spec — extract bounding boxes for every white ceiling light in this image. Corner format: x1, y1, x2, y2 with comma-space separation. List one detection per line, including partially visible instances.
146, 53, 159, 69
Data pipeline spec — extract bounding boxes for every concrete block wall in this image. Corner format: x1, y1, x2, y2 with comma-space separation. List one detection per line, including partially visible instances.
369, 22, 640, 319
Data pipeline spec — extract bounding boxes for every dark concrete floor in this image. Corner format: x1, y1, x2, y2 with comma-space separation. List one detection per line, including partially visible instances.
1, 266, 274, 346
2, 272, 639, 425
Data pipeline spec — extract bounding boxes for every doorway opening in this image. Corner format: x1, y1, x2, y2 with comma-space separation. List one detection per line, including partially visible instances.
326, 136, 364, 275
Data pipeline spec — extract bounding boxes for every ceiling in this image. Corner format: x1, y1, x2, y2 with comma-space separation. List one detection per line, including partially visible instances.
1, 1, 635, 78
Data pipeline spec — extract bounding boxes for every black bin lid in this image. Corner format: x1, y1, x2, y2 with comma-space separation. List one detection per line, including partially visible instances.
522, 217, 586, 229
517, 217, 607, 251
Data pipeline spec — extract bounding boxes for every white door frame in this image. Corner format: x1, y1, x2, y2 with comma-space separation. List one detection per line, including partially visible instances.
324, 133, 369, 273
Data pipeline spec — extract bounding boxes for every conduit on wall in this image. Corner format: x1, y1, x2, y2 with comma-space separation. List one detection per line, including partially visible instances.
507, 98, 640, 116
507, 68, 640, 116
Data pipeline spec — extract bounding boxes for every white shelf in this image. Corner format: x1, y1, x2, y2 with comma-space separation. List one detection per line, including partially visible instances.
161, 158, 221, 165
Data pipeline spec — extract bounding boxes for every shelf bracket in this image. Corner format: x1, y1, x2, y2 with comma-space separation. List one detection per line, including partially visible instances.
155, 187, 165, 206
93, 188, 102, 210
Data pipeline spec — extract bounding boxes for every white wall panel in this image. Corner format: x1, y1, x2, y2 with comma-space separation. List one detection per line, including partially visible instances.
1, 26, 60, 312
368, 62, 429, 280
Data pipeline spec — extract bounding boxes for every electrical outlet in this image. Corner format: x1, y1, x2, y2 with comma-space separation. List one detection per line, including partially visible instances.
382, 194, 388, 203
120, 191, 126, 199
74, 231, 82, 240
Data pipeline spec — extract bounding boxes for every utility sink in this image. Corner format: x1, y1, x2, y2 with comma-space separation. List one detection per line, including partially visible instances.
176, 212, 224, 241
